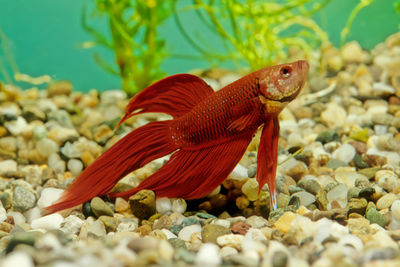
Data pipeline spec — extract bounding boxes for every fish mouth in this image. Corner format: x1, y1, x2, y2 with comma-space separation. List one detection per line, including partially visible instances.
259, 95, 289, 114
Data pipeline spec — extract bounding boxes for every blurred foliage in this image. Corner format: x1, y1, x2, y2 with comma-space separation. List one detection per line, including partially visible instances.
82, 0, 174, 95
395, 1, 400, 29
174, 0, 330, 71
340, 0, 376, 46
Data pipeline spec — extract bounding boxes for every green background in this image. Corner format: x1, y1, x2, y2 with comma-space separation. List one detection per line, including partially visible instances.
0, 0, 399, 92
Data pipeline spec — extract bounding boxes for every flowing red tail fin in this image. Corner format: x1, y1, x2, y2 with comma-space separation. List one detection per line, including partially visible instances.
44, 121, 176, 214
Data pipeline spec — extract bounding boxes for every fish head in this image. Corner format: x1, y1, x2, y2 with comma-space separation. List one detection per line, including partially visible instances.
258, 60, 309, 115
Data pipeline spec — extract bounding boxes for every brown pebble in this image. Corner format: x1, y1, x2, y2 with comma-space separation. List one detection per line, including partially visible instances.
0, 222, 13, 233
364, 154, 387, 167
230, 221, 251, 235
137, 224, 152, 236
349, 141, 367, 154
389, 96, 400, 106
5, 216, 14, 225
198, 201, 212, 211
209, 194, 228, 210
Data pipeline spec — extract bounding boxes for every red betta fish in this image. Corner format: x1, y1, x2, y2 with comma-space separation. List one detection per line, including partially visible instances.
45, 60, 309, 214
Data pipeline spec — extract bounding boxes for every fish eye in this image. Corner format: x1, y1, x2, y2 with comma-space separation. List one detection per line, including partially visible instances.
280, 66, 292, 78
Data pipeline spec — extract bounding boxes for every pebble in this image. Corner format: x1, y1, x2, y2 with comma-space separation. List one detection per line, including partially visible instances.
241, 179, 259, 201
377, 193, 398, 210
178, 224, 202, 242
90, 197, 114, 218
216, 234, 243, 250
31, 213, 64, 230
37, 188, 64, 209
12, 186, 37, 212
129, 190, 156, 220
156, 197, 172, 214
171, 198, 187, 214
0, 159, 17, 174
202, 223, 231, 243
1, 251, 35, 267
60, 215, 83, 234
292, 191, 316, 207
67, 159, 83, 176
195, 243, 222, 266
230, 164, 248, 180
332, 143, 356, 164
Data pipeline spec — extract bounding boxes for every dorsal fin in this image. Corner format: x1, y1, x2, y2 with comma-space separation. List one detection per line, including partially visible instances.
117, 74, 214, 128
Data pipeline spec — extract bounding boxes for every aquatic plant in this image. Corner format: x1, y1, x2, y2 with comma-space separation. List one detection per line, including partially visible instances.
174, 0, 329, 71
83, 0, 174, 95
340, 0, 376, 46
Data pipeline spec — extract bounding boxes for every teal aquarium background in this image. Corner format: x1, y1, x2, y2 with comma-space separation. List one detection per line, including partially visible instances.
0, 0, 399, 92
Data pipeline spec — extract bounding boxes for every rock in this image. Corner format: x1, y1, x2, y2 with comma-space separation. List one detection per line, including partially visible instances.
297, 178, 322, 195
67, 159, 83, 176
347, 198, 367, 215
341, 41, 367, 64
90, 197, 114, 218
171, 198, 187, 214
377, 193, 398, 210
201, 223, 231, 243
375, 170, 399, 192
327, 183, 348, 210
216, 234, 243, 250
0, 159, 17, 174
0, 202, 6, 222
246, 216, 268, 229
153, 215, 173, 230
12, 186, 36, 212
60, 215, 83, 235
272, 250, 288, 267
31, 214, 64, 230
366, 208, 387, 227
114, 197, 129, 213
178, 224, 201, 242
292, 191, 316, 207
100, 90, 127, 105
195, 243, 221, 266
230, 221, 251, 235
230, 164, 248, 180
321, 103, 346, 129
220, 246, 238, 259
129, 190, 156, 220
116, 218, 139, 232
36, 138, 59, 158
156, 197, 172, 214
241, 179, 259, 201
5, 117, 28, 136
1, 251, 34, 267
99, 216, 118, 232
37, 188, 64, 209
325, 158, 348, 169
315, 130, 340, 144
332, 144, 356, 164
47, 81, 73, 97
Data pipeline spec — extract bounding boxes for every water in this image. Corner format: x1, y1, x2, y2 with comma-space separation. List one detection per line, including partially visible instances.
0, 0, 398, 91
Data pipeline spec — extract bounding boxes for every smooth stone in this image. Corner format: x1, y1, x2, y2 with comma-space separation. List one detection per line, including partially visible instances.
155, 197, 172, 214
48, 109, 73, 128
178, 224, 201, 242
376, 170, 399, 192
353, 154, 369, 169
272, 250, 288, 267
391, 200, 400, 221
0, 159, 17, 174
37, 188, 64, 209
321, 103, 346, 129
116, 218, 139, 232
332, 143, 356, 164
47, 81, 73, 96
377, 193, 398, 210
1, 251, 34, 267
202, 223, 231, 243
246, 216, 268, 229
366, 208, 387, 227
100, 90, 126, 105
31, 213, 64, 230
220, 246, 238, 259
325, 158, 348, 169
327, 183, 348, 209
99, 216, 117, 232
297, 178, 322, 195
36, 138, 59, 158
230, 164, 248, 180
216, 234, 243, 250
241, 179, 259, 201
292, 191, 316, 207
60, 215, 83, 235
5, 117, 28, 136
195, 243, 221, 266
129, 190, 156, 220
347, 198, 367, 215
315, 130, 340, 144
90, 197, 114, 218
67, 159, 83, 176
168, 238, 186, 249
0, 201, 6, 222
12, 186, 36, 212
171, 198, 187, 214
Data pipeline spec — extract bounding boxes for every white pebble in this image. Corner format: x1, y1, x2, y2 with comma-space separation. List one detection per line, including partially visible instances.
0, 201, 7, 222
392, 200, 400, 222
230, 164, 248, 180
24, 207, 42, 223
178, 224, 202, 242
220, 246, 238, 259
67, 159, 83, 176
171, 198, 187, 214
37, 188, 64, 209
36, 138, 59, 157
332, 143, 356, 164
217, 234, 243, 250
0, 159, 17, 173
338, 234, 363, 251
213, 219, 231, 229
48, 153, 66, 173
327, 183, 348, 209
1, 251, 34, 267
156, 197, 172, 214
195, 243, 222, 266
60, 215, 83, 235
161, 229, 177, 239
207, 185, 221, 197
31, 213, 64, 230
7, 211, 26, 225
158, 240, 174, 261
35, 233, 62, 251
5, 116, 28, 136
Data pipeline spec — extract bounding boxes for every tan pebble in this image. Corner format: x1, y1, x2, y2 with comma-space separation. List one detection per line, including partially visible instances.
274, 212, 296, 233
115, 197, 130, 213
137, 224, 152, 236
377, 193, 398, 210
0, 222, 13, 233
0, 127, 7, 138
81, 151, 95, 167
236, 195, 250, 210
216, 234, 243, 250
149, 229, 167, 240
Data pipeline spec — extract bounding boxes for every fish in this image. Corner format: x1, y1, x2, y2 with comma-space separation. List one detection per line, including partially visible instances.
45, 60, 309, 214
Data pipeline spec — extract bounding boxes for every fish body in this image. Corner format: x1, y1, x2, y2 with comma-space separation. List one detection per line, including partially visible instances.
45, 60, 309, 214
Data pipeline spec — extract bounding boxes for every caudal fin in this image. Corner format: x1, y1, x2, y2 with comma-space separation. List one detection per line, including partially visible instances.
44, 121, 176, 214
